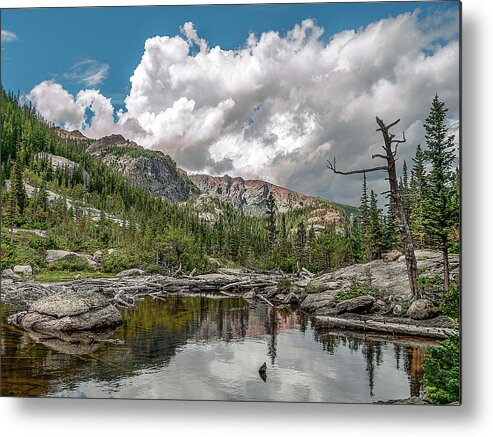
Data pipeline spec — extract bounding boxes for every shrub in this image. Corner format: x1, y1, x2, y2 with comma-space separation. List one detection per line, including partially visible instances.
48, 254, 94, 272
423, 333, 460, 404
277, 278, 292, 294
102, 250, 137, 273
332, 274, 382, 305
437, 283, 460, 319
145, 264, 160, 274
0, 244, 45, 271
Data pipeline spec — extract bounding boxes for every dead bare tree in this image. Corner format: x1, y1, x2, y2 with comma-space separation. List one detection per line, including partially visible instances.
327, 117, 420, 299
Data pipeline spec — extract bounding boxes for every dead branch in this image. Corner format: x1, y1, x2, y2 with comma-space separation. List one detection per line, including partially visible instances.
327, 158, 388, 175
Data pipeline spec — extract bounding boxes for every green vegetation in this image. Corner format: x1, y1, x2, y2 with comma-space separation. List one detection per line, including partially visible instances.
1, 87, 363, 278
277, 278, 293, 294
423, 333, 460, 404
48, 254, 94, 272
331, 270, 382, 305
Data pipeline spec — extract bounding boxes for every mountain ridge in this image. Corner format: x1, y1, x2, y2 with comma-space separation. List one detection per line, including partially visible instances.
53, 127, 354, 220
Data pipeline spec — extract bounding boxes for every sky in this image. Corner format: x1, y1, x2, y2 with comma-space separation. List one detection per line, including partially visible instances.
0, 1, 460, 206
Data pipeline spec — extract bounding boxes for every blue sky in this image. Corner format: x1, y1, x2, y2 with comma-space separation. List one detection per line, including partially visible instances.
0, 2, 460, 205
2, 2, 459, 110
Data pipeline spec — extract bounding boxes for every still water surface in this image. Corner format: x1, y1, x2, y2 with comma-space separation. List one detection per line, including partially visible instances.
1, 296, 434, 402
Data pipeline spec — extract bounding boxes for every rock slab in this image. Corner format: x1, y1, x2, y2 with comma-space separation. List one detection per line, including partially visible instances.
334, 295, 375, 315
8, 291, 122, 333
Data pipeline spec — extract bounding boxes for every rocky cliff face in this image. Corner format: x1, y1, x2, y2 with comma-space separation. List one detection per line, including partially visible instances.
52, 128, 352, 218
86, 135, 200, 202
189, 174, 345, 222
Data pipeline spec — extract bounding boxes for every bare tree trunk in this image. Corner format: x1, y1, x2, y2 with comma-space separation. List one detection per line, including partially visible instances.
327, 117, 420, 299
375, 117, 420, 299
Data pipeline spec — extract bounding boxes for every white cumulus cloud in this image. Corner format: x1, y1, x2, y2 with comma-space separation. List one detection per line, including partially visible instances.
26, 8, 459, 205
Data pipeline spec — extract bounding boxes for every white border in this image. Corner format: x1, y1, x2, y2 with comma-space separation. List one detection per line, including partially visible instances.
2, 0, 492, 436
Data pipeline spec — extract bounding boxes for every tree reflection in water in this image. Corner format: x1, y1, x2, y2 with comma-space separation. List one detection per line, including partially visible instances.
1, 298, 434, 400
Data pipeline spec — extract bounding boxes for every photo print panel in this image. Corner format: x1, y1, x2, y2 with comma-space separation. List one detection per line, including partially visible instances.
1, 0, 461, 404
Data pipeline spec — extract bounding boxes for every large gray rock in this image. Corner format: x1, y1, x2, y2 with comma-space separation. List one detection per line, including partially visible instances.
306, 250, 459, 304
93, 250, 104, 263
407, 299, 436, 320
7, 291, 122, 333
45, 249, 76, 263
13, 265, 33, 276
300, 289, 339, 315
45, 250, 97, 267
334, 295, 375, 315
2, 268, 21, 279
116, 268, 145, 277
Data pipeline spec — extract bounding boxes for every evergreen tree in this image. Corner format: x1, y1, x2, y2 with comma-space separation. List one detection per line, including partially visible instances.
295, 221, 306, 264
399, 160, 411, 221
10, 160, 27, 214
265, 192, 277, 249
368, 190, 384, 259
359, 173, 372, 261
422, 95, 457, 292
3, 191, 18, 245
410, 145, 427, 248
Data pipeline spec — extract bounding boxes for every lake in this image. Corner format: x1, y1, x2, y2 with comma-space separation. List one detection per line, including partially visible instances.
1, 296, 435, 402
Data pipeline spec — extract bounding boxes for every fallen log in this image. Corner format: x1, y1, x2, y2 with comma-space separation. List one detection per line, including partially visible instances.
257, 294, 275, 308
314, 316, 457, 339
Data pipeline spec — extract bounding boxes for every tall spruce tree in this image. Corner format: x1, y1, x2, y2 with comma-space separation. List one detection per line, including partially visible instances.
410, 145, 427, 248
10, 160, 27, 214
359, 173, 372, 261
422, 95, 457, 293
369, 190, 384, 259
265, 192, 277, 249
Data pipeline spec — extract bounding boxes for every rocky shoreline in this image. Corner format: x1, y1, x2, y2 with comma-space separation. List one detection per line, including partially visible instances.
1, 249, 459, 343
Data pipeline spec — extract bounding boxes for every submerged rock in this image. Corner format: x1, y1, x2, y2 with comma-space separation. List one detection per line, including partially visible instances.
7, 291, 122, 334
407, 299, 436, 320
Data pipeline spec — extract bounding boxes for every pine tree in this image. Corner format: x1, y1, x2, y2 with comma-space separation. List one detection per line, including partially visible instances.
359, 173, 372, 261
399, 160, 411, 221
295, 221, 306, 264
265, 192, 277, 249
3, 191, 18, 245
368, 190, 384, 259
10, 159, 26, 214
410, 145, 427, 248
422, 95, 457, 293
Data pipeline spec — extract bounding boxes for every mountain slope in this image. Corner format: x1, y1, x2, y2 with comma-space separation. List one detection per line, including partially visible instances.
83, 134, 200, 202
189, 174, 349, 223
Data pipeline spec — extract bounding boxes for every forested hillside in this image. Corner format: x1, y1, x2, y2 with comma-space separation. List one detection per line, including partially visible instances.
1, 89, 359, 276
0, 89, 459, 281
